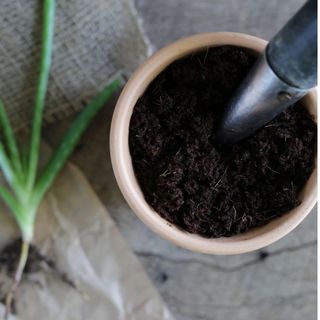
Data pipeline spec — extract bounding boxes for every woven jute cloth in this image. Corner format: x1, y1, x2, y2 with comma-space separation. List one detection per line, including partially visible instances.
0, 0, 150, 131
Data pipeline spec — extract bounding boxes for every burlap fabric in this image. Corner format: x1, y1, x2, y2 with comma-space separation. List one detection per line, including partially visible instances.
0, 0, 150, 131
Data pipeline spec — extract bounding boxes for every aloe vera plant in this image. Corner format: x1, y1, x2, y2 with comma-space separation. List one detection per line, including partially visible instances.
0, 0, 120, 316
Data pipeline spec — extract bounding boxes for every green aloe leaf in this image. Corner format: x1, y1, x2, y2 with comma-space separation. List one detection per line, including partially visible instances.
27, 0, 55, 191
0, 99, 22, 178
34, 78, 121, 204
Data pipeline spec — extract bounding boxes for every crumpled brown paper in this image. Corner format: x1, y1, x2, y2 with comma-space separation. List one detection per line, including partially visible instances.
0, 149, 173, 320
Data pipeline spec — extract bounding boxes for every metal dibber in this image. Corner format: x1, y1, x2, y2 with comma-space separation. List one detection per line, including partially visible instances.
215, 0, 317, 145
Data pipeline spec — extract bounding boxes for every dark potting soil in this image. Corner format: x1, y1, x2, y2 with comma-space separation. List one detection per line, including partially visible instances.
0, 239, 43, 275
0, 240, 77, 314
129, 46, 316, 238
0, 238, 76, 289
0, 240, 42, 314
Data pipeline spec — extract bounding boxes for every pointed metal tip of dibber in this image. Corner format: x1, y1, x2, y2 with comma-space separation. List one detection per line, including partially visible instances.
214, 52, 308, 146
215, 0, 316, 146
214, 127, 240, 147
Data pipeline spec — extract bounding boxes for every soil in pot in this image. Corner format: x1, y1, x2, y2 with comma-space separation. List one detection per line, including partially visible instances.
129, 46, 316, 238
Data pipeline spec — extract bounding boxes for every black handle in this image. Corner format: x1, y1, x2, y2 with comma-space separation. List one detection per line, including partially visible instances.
267, 0, 317, 89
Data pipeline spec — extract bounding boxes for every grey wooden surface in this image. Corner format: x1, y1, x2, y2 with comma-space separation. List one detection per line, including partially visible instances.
44, 1, 316, 319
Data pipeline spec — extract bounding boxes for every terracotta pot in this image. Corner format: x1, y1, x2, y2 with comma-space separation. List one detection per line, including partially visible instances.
110, 32, 317, 255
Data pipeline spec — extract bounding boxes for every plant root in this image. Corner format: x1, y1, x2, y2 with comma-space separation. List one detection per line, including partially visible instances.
4, 240, 29, 320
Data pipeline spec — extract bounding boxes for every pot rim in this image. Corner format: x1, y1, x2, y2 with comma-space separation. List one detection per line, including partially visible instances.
110, 32, 317, 255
